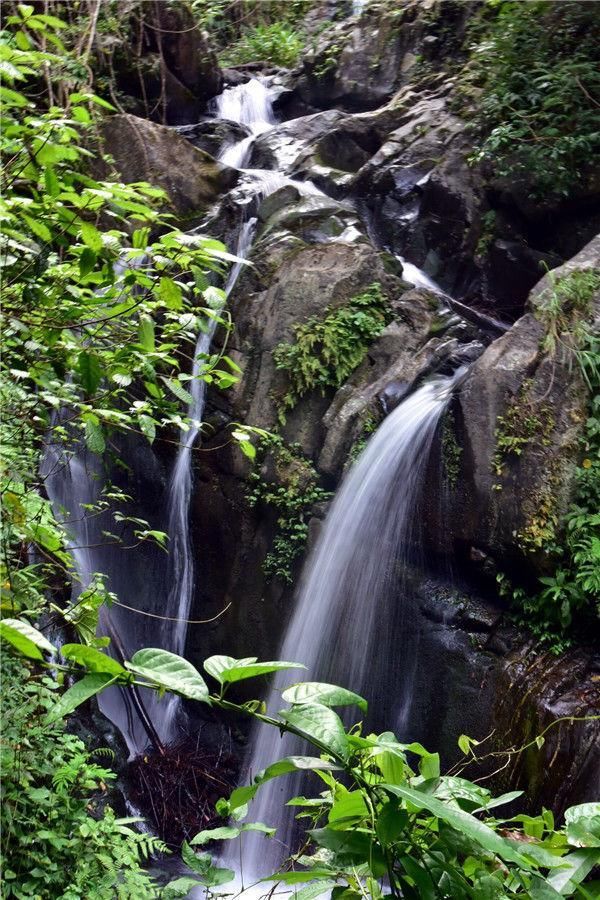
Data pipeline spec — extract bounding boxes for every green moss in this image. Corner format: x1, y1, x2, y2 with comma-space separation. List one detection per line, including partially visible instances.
442, 416, 462, 489
248, 437, 332, 585
273, 282, 392, 424
492, 380, 554, 479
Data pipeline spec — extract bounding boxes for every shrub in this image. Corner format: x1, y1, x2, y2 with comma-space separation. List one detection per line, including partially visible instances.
221, 22, 304, 68
469, 1, 600, 198
0, 658, 164, 899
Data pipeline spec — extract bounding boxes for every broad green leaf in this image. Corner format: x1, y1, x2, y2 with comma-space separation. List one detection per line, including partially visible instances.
547, 848, 600, 893
382, 783, 531, 867
529, 877, 564, 899
138, 315, 155, 352
180, 842, 234, 885
269, 870, 338, 885
399, 855, 438, 900
79, 246, 96, 276
328, 790, 368, 824
126, 648, 210, 702
282, 681, 367, 713
475, 790, 524, 812
157, 276, 183, 310
308, 827, 386, 876
45, 673, 114, 723
293, 881, 339, 900
226, 757, 340, 813
204, 654, 304, 685
44, 167, 60, 196
138, 414, 156, 443
0, 617, 56, 660
190, 822, 275, 846
78, 351, 101, 395
162, 377, 193, 405
23, 215, 51, 243
84, 418, 105, 454
61, 643, 127, 677
376, 800, 408, 845
163, 878, 206, 899
281, 704, 348, 760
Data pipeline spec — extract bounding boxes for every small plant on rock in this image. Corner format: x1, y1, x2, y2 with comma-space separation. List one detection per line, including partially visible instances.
273, 283, 392, 423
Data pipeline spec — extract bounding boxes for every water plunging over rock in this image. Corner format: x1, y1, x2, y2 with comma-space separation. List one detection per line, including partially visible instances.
226, 371, 465, 878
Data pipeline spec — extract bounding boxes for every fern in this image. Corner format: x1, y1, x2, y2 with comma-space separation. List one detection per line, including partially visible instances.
273, 283, 391, 422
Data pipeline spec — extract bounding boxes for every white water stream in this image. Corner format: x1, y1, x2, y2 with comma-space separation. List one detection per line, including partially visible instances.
161, 218, 256, 738
224, 371, 465, 880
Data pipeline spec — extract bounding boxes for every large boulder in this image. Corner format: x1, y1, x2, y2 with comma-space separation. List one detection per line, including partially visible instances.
295, 0, 471, 112
95, 0, 223, 125
452, 235, 600, 577
99, 114, 238, 217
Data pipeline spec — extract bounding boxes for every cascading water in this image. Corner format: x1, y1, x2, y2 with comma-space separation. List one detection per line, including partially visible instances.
161, 218, 256, 738
217, 79, 275, 168
226, 370, 465, 879
43, 75, 321, 757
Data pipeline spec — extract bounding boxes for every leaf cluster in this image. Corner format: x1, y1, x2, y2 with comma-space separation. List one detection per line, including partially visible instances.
247, 436, 332, 584
5, 639, 596, 898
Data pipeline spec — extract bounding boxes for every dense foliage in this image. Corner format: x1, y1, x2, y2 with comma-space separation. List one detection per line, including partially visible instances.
1, 2, 599, 897
469, 1, 600, 198
192, 0, 314, 68
1, 658, 165, 899
4, 635, 599, 898
0, 7, 244, 895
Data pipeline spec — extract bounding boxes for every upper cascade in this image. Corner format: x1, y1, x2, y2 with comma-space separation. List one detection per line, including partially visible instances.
216, 78, 275, 136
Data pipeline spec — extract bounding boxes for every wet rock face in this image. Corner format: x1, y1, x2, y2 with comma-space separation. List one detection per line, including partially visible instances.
452, 235, 600, 580
412, 582, 600, 816
296, 0, 471, 112
99, 114, 238, 217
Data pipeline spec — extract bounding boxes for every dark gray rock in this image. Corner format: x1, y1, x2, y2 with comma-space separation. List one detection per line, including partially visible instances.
176, 118, 251, 157
96, 0, 223, 125
99, 114, 238, 217
453, 235, 600, 577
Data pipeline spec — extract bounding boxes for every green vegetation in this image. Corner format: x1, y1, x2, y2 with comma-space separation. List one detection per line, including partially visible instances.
468, 1, 600, 198
274, 283, 392, 423
495, 270, 600, 645
442, 415, 463, 489
0, 5, 250, 630
248, 437, 331, 584
221, 22, 304, 68
1, 658, 165, 898
3, 638, 599, 898
493, 381, 553, 480
0, 9, 250, 894
192, 0, 313, 69
514, 339, 600, 641
536, 269, 600, 360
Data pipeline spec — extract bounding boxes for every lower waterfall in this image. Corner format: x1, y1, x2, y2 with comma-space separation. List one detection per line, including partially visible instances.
224, 370, 465, 880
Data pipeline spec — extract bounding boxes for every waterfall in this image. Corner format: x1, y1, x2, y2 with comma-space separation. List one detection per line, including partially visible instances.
160, 219, 256, 739
217, 79, 275, 168
228, 371, 464, 880
398, 256, 444, 294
